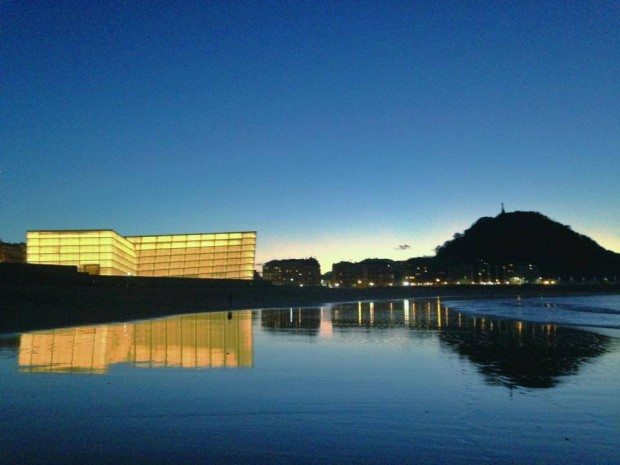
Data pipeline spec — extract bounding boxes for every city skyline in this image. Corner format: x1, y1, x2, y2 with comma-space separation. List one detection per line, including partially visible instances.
2, 2, 618, 269
5, 206, 617, 272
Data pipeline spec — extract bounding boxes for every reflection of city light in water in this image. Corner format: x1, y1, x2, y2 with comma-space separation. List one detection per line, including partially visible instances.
319, 308, 333, 338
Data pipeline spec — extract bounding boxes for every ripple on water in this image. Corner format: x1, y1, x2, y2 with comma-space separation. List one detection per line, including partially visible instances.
445, 295, 620, 330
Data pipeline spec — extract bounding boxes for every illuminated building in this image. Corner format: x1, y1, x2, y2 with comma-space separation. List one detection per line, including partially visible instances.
502, 262, 541, 284
18, 311, 253, 373
361, 259, 396, 286
332, 259, 397, 287
262, 258, 321, 286
26, 229, 256, 279
332, 261, 362, 287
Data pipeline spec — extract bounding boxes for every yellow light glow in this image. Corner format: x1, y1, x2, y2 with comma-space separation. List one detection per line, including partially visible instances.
26, 230, 256, 279
18, 311, 253, 373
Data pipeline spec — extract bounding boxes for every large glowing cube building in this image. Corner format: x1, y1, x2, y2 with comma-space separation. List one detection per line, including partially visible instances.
26, 229, 256, 279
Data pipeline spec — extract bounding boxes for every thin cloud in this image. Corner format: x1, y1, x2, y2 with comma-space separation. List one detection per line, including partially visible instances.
395, 244, 411, 250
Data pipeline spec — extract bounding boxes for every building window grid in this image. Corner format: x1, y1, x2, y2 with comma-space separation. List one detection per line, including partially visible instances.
27, 231, 255, 279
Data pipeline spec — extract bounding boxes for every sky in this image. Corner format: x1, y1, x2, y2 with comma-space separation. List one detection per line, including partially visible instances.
1, 1, 619, 271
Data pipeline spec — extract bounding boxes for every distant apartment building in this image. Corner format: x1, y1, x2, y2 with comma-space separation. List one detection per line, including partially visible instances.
442, 261, 541, 284
332, 259, 398, 287
446, 260, 492, 284
452, 261, 540, 284
332, 261, 362, 287
26, 230, 256, 279
361, 259, 397, 286
0, 241, 26, 263
501, 262, 541, 284
262, 258, 321, 286
332, 255, 545, 286
402, 257, 434, 284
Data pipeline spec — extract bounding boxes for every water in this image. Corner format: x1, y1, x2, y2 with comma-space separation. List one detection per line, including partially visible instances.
1, 297, 619, 464
446, 294, 620, 330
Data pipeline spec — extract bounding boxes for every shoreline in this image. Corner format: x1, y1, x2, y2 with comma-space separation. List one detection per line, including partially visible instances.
1, 280, 619, 333
443, 295, 620, 335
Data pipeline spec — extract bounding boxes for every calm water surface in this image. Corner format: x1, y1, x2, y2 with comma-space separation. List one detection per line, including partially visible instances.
1, 297, 619, 464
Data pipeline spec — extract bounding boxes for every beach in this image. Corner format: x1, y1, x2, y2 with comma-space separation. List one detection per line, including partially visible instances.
1, 274, 618, 332
1, 297, 618, 464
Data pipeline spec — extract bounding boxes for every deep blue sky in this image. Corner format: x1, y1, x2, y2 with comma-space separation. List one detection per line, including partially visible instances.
1, 1, 618, 270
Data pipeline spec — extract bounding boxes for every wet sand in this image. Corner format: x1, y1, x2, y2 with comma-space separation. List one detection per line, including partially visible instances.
1, 300, 619, 464
1, 279, 618, 333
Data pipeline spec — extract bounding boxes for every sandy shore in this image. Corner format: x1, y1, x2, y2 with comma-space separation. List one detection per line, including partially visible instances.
1, 279, 618, 333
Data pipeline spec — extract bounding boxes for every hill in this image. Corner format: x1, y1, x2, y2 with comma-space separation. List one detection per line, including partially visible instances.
433, 211, 620, 280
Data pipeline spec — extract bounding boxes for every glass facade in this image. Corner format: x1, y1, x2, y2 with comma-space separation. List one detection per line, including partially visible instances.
26, 230, 256, 279
126, 231, 256, 279
26, 230, 137, 276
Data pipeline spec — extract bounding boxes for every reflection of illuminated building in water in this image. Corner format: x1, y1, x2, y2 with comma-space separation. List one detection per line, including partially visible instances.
331, 299, 610, 389
260, 307, 333, 337
331, 299, 453, 329
26, 230, 256, 279
18, 311, 253, 373
13, 301, 611, 388
261, 308, 322, 335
